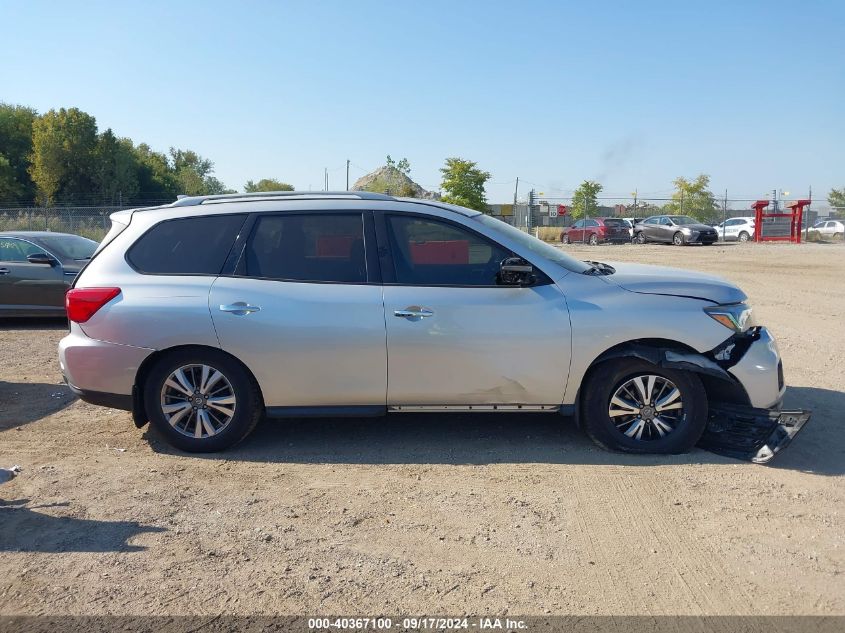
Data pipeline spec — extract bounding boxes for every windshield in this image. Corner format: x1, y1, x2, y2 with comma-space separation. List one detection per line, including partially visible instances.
37, 234, 98, 260
668, 216, 699, 225
472, 215, 591, 274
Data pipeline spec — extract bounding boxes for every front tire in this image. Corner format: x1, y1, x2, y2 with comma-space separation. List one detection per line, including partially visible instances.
562, 234, 571, 244
144, 349, 262, 452
635, 232, 646, 244
581, 359, 708, 454
672, 232, 685, 246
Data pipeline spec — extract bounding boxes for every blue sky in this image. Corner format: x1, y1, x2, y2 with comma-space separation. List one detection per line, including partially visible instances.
2, 0, 843, 205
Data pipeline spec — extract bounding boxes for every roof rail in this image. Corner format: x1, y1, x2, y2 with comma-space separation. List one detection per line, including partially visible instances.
170, 190, 396, 207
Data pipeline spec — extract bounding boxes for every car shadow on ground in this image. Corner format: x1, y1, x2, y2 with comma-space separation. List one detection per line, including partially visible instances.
147, 386, 844, 475
0, 380, 75, 431
0, 503, 164, 553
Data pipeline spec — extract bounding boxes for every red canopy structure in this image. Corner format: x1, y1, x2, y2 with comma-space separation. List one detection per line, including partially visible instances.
753, 199, 810, 243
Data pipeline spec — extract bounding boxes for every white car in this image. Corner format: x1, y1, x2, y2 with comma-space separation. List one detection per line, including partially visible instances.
809, 219, 844, 240
715, 217, 755, 242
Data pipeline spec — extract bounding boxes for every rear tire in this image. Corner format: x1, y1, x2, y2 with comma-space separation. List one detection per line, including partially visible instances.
144, 349, 262, 452
588, 233, 599, 246
834, 232, 842, 241
581, 358, 708, 454
738, 231, 750, 242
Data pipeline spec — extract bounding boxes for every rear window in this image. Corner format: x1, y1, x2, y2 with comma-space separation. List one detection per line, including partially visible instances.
603, 219, 626, 227
241, 213, 366, 283
128, 214, 246, 274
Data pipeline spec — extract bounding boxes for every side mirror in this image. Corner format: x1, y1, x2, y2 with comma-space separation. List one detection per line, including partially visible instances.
27, 253, 56, 266
499, 257, 535, 286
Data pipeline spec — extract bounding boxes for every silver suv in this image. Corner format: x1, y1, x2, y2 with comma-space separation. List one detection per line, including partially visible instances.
58, 192, 809, 461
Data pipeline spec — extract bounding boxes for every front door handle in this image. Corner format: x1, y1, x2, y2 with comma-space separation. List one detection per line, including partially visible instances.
394, 306, 434, 319
219, 302, 261, 315
0, 268, 9, 275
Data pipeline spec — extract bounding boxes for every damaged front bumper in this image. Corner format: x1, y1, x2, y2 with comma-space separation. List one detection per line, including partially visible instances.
698, 403, 811, 464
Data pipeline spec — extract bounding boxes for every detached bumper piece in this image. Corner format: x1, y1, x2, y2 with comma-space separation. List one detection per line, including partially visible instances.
698, 403, 811, 464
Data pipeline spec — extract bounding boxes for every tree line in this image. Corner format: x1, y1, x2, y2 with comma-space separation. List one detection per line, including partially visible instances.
0, 103, 249, 206
2, 102, 840, 214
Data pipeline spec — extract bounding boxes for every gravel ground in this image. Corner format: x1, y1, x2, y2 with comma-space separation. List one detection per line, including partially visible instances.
0, 241, 843, 616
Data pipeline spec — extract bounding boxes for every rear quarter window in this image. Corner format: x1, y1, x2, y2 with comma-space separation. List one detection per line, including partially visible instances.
127, 214, 247, 274
603, 219, 626, 227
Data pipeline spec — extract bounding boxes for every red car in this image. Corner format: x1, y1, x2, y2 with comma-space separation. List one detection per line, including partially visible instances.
560, 218, 631, 245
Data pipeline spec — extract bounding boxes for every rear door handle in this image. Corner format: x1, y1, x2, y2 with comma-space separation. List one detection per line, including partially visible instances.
394, 306, 434, 319
219, 302, 261, 315
0, 268, 9, 275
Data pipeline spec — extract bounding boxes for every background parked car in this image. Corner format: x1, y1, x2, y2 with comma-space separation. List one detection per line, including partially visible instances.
0, 231, 98, 316
621, 217, 644, 238
561, 218, 630, 245
633, 215, 719, 246
714, 216, 755, 242
808, 219, 844, 240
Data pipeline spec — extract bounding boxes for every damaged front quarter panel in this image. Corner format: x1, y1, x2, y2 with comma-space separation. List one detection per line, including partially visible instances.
592, 340, 811, 463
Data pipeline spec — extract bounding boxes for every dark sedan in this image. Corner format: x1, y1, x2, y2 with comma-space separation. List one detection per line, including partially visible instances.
633, 215, 719, 246
0, 231, 98, 316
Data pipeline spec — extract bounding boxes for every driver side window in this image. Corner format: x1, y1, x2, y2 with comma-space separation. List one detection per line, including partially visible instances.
386, 215, 511, 286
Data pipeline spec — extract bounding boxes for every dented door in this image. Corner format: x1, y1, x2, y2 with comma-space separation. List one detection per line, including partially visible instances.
384, 283, 571, 406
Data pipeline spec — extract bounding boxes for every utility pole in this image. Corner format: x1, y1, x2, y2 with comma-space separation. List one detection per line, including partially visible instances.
513, 177, 519, 207
722, 189, 728, 240
632, 189, 638, 216
324, 168, 329, 191
346, 159, 350, 190
772, 188, 778, 213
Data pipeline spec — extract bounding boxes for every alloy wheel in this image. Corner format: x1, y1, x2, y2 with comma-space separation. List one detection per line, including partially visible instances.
160, 364, 237, 439
607, 374, 684, 441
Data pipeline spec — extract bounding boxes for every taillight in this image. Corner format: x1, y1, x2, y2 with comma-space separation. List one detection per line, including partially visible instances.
65, 287, 121, 323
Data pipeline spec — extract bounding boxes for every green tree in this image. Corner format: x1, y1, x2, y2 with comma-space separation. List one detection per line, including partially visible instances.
0, 103, 37, 202
828, 187, 845, 210
244, 178, 294, 192
169, 148, 229, 195
570, 180, 604, 220
439, 157, 491, 212
29, 107, 98, 204
134, 143, 178, 198
0, 154, 22, 200
663, 174, 719, 222
93, 129, 139, 203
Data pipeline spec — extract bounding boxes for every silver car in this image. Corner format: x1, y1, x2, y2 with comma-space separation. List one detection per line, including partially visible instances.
58, 192, 809, 461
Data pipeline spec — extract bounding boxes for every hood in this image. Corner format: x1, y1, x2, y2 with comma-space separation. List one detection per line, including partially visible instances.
601, 261, 747, 304
680, 223, 717, 232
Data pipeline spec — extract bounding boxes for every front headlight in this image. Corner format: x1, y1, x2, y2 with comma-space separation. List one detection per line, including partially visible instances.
704, 303, 754, 332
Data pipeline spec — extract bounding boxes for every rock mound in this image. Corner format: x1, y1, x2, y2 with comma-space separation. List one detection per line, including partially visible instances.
351, 166, 439, 199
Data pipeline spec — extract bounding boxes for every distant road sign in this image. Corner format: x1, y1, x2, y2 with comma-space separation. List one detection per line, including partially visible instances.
550, 207, 558, 218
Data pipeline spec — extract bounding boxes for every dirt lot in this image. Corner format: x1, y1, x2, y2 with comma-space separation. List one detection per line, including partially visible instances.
1, 242, 843, 617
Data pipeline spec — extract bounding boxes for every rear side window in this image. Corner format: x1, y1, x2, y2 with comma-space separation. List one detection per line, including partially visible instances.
128, 214, 246, 274
241, 213, 366, 283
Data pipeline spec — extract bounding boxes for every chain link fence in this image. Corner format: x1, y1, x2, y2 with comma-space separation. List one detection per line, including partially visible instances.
0, 201, 174, 241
